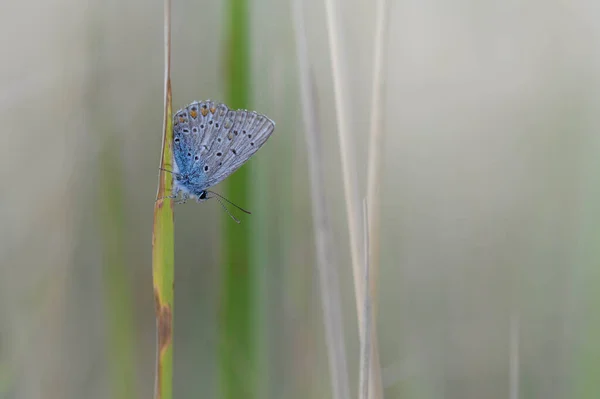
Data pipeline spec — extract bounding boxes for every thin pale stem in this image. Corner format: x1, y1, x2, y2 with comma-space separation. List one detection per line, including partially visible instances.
323, 0, 384, 397
156, 0, 172, 197
291, 0, 351, 398
366, 0, 390, 317
365, 0, 391, 396
359, 199, 372, 399
323, 0, 365, 317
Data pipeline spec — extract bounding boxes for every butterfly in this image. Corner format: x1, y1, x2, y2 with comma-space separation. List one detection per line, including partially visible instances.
162, 100, 275, 222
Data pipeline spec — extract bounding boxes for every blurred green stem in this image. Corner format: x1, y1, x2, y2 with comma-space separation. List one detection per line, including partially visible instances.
219, 0, 257, 397
152, 0, 174, 396
99, 142, 137, 399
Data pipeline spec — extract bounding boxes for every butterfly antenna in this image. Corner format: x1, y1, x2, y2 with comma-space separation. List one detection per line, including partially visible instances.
207, 190, 252, 215
159, 167, 175, 174
213, 195, 241, 224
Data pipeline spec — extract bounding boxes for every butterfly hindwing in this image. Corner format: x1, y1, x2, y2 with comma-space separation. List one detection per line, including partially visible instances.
172, 100, 275, 195
173, 107, 197, 175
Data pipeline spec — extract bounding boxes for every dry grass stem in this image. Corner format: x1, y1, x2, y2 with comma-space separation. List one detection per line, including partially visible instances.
157, 0, 172, 188
291, 0, 351, 398
323, 0, 365, 317
359, 199, 373, 399
364, 0, 391, 396
366, 0, 390, 315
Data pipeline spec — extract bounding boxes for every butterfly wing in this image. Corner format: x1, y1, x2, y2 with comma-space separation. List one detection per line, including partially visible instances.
173, 107, 199, 176
173, 101, 221, 193
205, 107, 275, 188
173, 100, 275, 192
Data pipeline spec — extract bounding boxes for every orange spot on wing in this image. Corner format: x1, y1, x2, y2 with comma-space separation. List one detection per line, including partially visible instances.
190, 110, 198, 118
201, 108, 209, 117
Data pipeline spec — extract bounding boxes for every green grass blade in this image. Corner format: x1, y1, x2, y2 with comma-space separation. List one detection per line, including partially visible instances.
99, 140, 137, 399
153, 79, 174, 399
220, 0, 258, 396
152, 0, 174, 395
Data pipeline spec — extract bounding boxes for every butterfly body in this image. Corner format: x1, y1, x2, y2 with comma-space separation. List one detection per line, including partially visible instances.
171, 100, 275, 204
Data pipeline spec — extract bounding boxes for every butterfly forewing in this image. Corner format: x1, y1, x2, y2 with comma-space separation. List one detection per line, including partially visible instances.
205, 109, 275, 188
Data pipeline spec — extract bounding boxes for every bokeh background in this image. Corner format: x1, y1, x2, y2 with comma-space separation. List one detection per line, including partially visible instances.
2, 0, 600, 398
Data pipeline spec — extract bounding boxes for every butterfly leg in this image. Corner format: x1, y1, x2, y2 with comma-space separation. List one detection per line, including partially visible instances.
156, 185, 184, 202
175, 192, 189, 205
155, 184, 181, 202
155, 194, 178, 202
195, 193, 209, 203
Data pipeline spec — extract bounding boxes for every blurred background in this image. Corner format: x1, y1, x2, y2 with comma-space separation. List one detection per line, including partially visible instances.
2, 0, 600, 398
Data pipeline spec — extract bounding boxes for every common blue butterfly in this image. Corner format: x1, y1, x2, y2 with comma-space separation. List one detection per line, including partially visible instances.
165, 100, 275, 221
